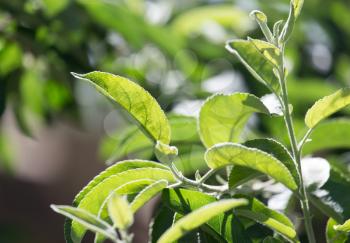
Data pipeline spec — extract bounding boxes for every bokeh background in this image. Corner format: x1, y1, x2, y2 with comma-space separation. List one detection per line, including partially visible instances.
1, 0, 350, 242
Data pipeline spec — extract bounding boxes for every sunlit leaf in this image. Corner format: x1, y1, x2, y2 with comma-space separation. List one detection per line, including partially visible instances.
235, 196, 298, 242
130, 180, 168, 212
326, 218, 348, 243
226, 39, 280, 94
51, 205, 117, 241
303, 119, 350, 155
205, 143, 298, 190
73, 160, 169, 205
158, 199, 248, 243
249, 39, 281, 67
305, 88, 350, 128
198, 93, 270, 148
72, 71, 171, 144
69, 167, 175, 243
108, 194, 133, 230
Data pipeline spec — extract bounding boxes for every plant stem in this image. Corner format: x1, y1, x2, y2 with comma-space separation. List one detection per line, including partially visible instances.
278, 47, 316, 243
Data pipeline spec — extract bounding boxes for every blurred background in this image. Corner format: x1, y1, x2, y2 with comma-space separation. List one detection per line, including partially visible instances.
1, 0, 350, 242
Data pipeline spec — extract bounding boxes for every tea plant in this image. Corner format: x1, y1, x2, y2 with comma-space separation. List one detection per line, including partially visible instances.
51, 0, 350, 242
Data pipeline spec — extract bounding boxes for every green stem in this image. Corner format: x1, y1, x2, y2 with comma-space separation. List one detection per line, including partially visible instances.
278, 48, 316, 243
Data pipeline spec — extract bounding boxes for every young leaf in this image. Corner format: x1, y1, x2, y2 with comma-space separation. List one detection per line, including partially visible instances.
205, 143, 298, 191
226, 40, 280, 94
157, 199, 248, 243
334, 219, 350, 232
107, 194, 133, 230
72, 71, 171, 144
235, 196, 298, 242
130, 180, 168, 212
69, 168, 175, 243
198, 93, 270, 148
249, 11, 274, 43
293, 0, 304, 17
303, 119, 350, 155
154, 141, 178, 164
305, 88, 350, 128
51, 205, 117, 242
326, 218, 348, 243
279, 1, 295, 42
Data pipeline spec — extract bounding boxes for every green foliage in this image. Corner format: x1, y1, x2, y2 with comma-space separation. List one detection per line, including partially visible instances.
225, 40, 280, 94
205, 142, 298, 190
198, 93, 270, 148
326, 218, 348, 243
334, 218, 350, 232
72, 72, 171, 144
158, 199, 248, 243
46, 0, 350, 243
305, 88, 350, 128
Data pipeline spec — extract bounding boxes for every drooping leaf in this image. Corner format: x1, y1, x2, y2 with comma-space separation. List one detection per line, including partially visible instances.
72, 71, 171, 144
234, 196, 298, 242
334, 219, 350, 232
69, 168, 175, 243
303, 119, 350, 155
225, 39, 280, 94
51, 205, 117, 241
73, 160, 169, 206
157, 199, 248, 243
130, 180, 168, 212
326, 218, 348, 243
198, 93, 270, 148
205, 143, 298, 191
107, 194, 133, 230
305, 88, 350, 128
162, 188, 239, 242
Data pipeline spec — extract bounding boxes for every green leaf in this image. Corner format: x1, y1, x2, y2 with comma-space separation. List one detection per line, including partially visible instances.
72, 71, 171, 144
231, 217, 253, 243
108, 194, 133, 230
162, 188, 237, 242
326, 218, 348, 243
334, 219, 350, 232
70, 168, 175, 243
154, 141, 178, 164
130, 180, 168, 212
280, 1, 295, 42
293, 0, 304, 17
198, 93, 270, 148
226, 40, 280, 94
150, 207, 175, 243
249, 38, 281, 67
205, 143, 298, 191
73, 160, 169, 206
303, 119, 350, 155
42, 0, 70, 17
94, 179, 154, 243
244, 138, 300, 187
305, 88, 350, 128
157, 199, 248, 243
235, 196, 298, 242
51, 205, 117, 241
249, 11, 274, 43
